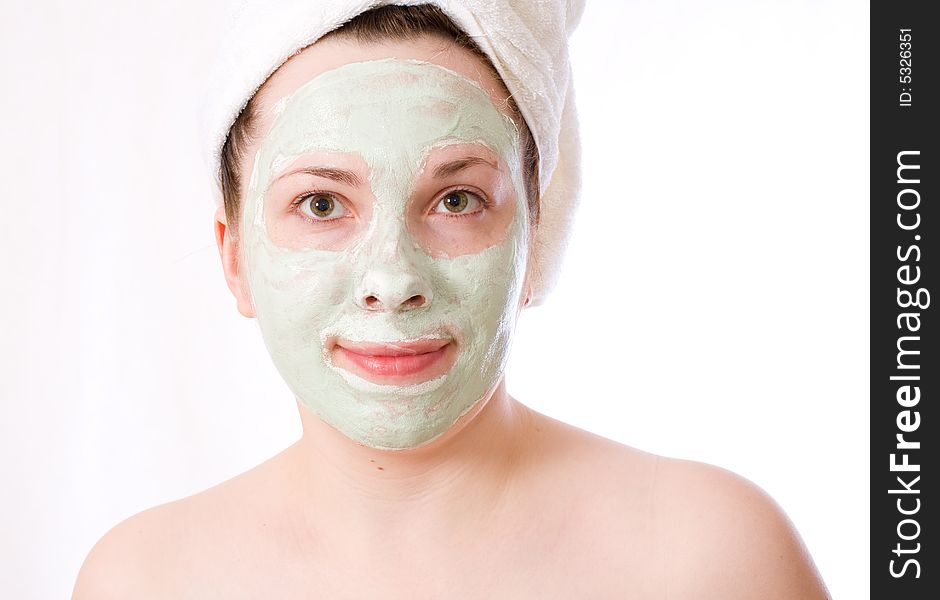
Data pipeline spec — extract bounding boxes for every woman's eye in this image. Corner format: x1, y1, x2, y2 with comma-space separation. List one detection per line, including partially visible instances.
433, 190, 484, 215
296, 193, 348, 220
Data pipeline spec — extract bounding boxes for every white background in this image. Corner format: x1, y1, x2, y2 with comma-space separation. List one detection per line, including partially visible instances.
0, 1, 869, 598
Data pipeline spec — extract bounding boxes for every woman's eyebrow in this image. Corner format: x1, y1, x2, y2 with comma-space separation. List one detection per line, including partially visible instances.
431, 156, 497, 179
274, 167, 363, 187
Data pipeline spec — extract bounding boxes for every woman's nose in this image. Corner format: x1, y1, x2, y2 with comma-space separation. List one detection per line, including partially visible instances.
354, 262, 433, 312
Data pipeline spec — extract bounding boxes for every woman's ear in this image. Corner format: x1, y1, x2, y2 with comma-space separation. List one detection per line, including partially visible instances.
519, 266, 534, 310
214, 205, 255, 318
520, 235, 538, 309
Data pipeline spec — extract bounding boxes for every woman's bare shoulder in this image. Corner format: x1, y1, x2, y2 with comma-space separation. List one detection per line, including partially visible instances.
72, 454, 286, 599
646, 456, 830, 598
524, 410, 830, 599
72, 497, 196, 599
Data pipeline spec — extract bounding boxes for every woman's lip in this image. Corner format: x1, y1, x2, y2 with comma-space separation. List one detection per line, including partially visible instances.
335, 338, 450, 357
331, 338, 455, 382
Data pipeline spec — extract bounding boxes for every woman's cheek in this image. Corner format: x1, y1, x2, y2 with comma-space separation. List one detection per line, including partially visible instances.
413, 207, 517, 258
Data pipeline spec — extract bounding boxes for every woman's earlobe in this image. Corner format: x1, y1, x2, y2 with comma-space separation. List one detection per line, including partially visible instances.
521, 281, 533, 308
214, 207, 256, 318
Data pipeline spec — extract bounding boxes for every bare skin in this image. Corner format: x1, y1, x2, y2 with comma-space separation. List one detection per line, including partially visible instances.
73, 389, 829, 599
73, 35, 830, 599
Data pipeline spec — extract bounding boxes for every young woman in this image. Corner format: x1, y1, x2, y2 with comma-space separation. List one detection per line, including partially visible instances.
74, 4, 829, 598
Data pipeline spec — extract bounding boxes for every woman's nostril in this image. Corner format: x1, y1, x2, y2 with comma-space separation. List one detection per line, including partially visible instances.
404, 295, 426, 308
362, 294, 427, 310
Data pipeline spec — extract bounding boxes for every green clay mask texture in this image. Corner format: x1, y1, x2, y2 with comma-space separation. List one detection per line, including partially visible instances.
242, 59, 529, 449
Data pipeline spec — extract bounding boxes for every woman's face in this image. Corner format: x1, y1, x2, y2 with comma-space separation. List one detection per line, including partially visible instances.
229, 36, 530, 450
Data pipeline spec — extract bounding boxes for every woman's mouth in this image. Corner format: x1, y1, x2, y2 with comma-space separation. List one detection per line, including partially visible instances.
330, 337, 455, 384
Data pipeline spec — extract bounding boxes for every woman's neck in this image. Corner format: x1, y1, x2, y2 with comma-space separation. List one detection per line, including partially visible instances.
283, 380, 532, 552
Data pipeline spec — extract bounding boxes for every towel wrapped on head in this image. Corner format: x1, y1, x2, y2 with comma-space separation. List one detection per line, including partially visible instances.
200, 0, 585, 306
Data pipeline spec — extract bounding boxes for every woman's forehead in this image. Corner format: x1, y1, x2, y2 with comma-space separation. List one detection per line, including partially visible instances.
266, 142, 504, 190
252, 36, 515, 143
264, 60, 515, 155
240, 60, 524, 218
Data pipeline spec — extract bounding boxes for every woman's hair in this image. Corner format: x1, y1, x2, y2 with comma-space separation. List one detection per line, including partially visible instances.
219, 3, 541, 235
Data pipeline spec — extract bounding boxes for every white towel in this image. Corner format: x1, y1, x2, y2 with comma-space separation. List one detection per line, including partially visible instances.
200, 0, 585, 306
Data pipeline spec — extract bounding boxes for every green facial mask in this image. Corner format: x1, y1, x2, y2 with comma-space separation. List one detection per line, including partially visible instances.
242, 59, 529, 449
